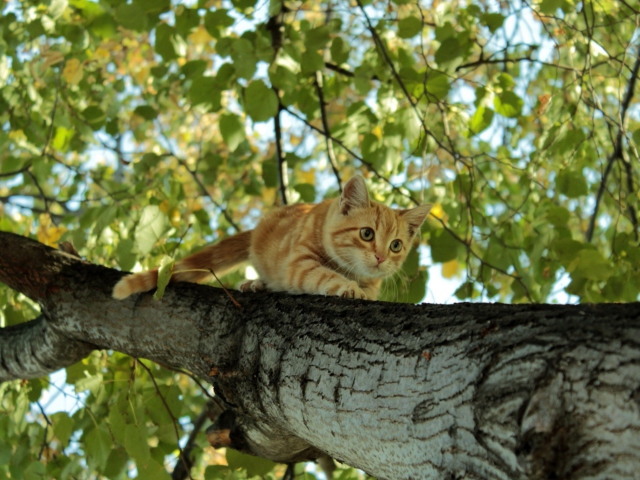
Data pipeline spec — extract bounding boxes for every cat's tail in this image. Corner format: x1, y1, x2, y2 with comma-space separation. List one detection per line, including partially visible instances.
112, 230, 252, 299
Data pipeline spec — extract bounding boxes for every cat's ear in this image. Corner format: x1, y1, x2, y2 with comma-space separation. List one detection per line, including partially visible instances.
340, 176, 370, 215
400, 204, 432, 236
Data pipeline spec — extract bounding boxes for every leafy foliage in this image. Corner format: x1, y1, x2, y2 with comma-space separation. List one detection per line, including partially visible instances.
1, 0, 639, 477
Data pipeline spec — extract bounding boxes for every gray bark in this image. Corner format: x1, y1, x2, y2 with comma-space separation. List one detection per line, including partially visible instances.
1, 231, 640, 479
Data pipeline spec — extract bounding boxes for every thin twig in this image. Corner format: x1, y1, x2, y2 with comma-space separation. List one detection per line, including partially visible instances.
273, 101, 289, 205
42, 71, 61, 158
176, 159, 241, 232
208, 268, 242, 309
0, 163, 32, 178
586, 42, 640, 242
314, 72, 342, 192
171, 402, 213, 480
137, 360, 193, 480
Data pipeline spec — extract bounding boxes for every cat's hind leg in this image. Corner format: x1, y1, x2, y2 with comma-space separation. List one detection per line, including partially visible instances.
238, 279, 266, 293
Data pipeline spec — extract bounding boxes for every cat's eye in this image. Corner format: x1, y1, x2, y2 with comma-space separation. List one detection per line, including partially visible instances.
390, 239, 403, 252
360, 228, 375, 241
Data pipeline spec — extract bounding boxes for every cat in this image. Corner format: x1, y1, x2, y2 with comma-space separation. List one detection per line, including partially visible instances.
112, 175, 432, 301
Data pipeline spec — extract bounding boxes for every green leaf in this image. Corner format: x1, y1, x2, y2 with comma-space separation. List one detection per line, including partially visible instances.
133, 105, 158, 121
124, 423, 150, 463
135, 205, 170, 255
480, 13, 505, 33
189, 76, 222, 111
398, 16, 422, 38
540, 0, 563, 14
226, 449, 277, 477
633, 128, 640, 147
301, 49, 324, 74
103, 448, 129, 478
546, 205, 570, 227
244, 80, 278, 122
137, 458, 171, 480
52, 126, 75, 151
117, 238, 138, 271
570, 249, 612, 281
469, 106, 494, 134
294, 183, 316, 202
230, 38, 257, 79
220, 113, 246, 151
155, 24, 178, 61
262, 158, 278, 188
435, 37, 461, 67
556, 169, 588, 198
116, 3, 148, 31
82, 106, 106, 130
406, 269, 428, 303
175, 7, 199, 38
145, 385, 182, 425
49, 0, 68, 19
429, 229, 460, 263
551, 238, 585, 266
330, 37, 350, 64
425, 71, 450, 101
85, 426, 112, 471
204, 9, 234, 38
52, 412, 74, 447
497, 73, 515, 90
305, 26, 331, 50
180, 60, 208, 78
153, 255, 174, 300
494, 91, 523, 118
205, 466, 233, 480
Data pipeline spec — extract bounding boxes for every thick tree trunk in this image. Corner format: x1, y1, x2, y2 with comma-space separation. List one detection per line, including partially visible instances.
1, 231, 640, 479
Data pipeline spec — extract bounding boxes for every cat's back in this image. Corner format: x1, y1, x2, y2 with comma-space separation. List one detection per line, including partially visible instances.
253, 200, 330, 243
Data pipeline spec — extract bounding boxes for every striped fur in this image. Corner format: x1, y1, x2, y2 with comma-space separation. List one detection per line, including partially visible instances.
113, 176, 432, 300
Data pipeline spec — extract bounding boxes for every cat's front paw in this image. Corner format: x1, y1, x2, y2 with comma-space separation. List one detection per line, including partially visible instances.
328, 280, 367, 300
238, 279, 266, 293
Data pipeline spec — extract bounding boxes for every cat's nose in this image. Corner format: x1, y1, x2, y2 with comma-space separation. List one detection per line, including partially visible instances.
375, 254, 386, 264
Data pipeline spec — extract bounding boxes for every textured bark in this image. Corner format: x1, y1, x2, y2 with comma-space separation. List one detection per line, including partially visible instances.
1, 231, 640, 479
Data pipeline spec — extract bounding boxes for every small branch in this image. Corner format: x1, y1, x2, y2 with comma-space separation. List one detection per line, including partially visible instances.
313, 72, 342, 192
42, 71, 61, 158
281, 105, 417, 204
273, 101, 289, 205
137, 360, 193, 480
171, 402, 213, 480
586, 42, 640, 242
0, 162, 32, 178
176, 159, 241, 232
354, 0, 460, 163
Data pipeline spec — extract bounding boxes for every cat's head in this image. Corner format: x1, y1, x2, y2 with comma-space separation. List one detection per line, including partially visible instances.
326, 176, 432, 280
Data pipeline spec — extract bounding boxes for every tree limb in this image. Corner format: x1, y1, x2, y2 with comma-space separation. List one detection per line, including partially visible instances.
586, 42, 640, 242
2, 231, 640, 478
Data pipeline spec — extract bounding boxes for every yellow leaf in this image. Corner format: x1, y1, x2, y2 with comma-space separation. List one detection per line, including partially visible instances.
93, 47, 111, 62
189, 25, 214, 46
133, 65, 150, 86
372, 125, 383, 139
297, 169, 316, 185
430, 203, 445, 220
62, 58, 83, 85
36, 214, 67, 247
442, 259, 458, 279
159, 200, 170, 214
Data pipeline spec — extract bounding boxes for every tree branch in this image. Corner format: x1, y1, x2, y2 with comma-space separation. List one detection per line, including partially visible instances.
2, 231, 640, 478
273, 102, 289, 205
586, 42, 640, 242
313, 72, 342, 192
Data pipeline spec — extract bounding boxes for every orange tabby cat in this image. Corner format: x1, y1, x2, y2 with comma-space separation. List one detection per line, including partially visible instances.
112, 176, 431, 300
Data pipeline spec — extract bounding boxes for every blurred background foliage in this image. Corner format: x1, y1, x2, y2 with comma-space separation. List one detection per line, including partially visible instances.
0, 0, 639, 477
